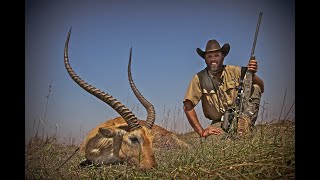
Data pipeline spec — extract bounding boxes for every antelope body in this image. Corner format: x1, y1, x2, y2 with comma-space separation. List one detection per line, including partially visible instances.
63, 29, 185, 170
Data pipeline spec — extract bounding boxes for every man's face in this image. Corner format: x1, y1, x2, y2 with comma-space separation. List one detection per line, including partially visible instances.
204, 51, 224, 71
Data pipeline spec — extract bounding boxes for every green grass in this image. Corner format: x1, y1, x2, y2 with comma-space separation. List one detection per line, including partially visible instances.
25, 121, 294, 179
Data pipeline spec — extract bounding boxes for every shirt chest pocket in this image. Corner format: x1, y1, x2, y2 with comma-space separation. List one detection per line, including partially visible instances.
224, 80, 238, 95
223, 81, 239, 106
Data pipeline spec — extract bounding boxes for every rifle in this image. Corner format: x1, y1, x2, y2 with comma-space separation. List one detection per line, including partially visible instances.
221, 12, 263, 135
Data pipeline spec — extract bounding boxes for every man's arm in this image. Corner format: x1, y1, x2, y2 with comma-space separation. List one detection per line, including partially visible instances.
183, 100, 204, 137
253, 74, 264, 93
247, 59, 264, 93
184, 100, 223, 137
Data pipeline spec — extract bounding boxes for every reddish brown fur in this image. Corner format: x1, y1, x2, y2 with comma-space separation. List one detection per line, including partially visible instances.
80, 117, 188, 170
80, 117, 157, 169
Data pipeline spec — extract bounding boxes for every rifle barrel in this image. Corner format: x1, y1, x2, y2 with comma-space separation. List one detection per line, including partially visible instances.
250, 12, 263, 58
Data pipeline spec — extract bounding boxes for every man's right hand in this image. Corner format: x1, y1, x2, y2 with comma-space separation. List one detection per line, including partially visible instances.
202, 126, 223, 137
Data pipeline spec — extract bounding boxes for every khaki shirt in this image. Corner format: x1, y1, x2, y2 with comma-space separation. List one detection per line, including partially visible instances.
184, 65, 241, 123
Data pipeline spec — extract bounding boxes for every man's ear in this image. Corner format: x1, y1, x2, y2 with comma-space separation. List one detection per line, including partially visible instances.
98, 127, 116, 138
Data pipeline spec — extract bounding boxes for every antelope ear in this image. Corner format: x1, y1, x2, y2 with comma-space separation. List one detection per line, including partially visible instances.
98, 127, 115, 138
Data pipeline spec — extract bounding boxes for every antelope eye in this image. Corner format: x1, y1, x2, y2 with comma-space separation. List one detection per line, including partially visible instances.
129, 137, 139, 144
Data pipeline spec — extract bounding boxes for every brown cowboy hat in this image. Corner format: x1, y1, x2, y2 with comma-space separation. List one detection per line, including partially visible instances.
196, 39, 230, 59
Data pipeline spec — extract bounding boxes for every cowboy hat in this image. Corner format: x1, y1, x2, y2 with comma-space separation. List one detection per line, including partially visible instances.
196, 39, 230, 59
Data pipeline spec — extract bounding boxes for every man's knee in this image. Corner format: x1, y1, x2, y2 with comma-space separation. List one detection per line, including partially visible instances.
252, 84, 262, 100
211, 121, 222, 128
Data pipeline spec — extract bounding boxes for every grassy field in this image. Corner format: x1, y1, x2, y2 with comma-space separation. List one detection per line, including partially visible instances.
25, 120, 294, 179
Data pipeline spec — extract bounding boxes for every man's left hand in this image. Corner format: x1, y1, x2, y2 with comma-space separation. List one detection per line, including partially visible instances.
247, 59, 258, 74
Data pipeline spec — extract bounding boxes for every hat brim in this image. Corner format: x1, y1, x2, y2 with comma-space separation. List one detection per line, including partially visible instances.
197, 43, 230, 59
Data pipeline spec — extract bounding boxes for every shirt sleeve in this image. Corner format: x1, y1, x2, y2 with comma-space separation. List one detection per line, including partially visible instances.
183, 75, 202, 106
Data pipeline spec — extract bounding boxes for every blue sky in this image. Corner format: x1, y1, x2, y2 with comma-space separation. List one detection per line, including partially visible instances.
25, 0, 295, 143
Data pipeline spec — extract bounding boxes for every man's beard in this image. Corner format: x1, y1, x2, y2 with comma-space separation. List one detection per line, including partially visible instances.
208, 64, 223, 74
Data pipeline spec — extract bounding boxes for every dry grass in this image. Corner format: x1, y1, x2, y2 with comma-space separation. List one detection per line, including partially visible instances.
25, 121, 294, 179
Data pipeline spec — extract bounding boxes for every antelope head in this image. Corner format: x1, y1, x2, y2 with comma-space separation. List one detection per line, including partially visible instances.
64, 28, 157, 170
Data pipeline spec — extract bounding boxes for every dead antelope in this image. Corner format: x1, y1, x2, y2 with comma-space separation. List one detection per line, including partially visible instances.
62, 28, 183, 170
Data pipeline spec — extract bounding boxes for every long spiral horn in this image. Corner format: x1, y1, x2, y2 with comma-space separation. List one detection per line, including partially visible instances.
128, 48, 156, 129
64, 28, 141, 131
